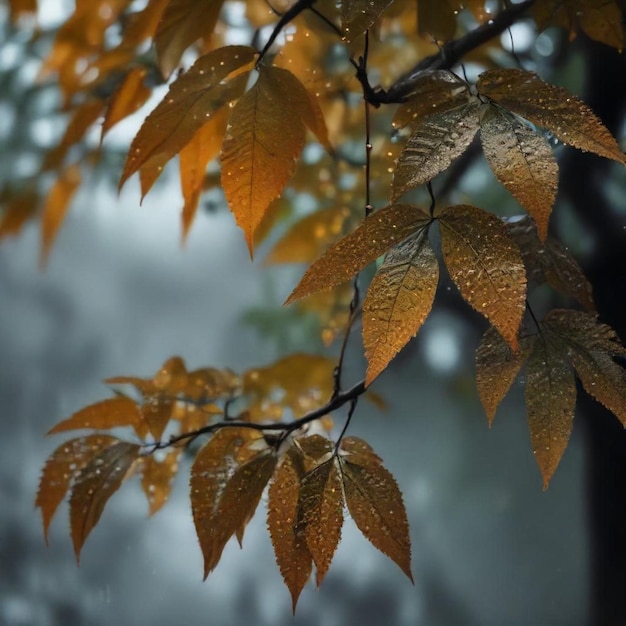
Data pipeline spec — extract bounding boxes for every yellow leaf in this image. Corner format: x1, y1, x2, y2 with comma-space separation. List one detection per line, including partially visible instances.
525, 335, 576, 489
101, 67, 151, 138
391, 101, 480, 201
477, 68, 626, 165
392, 70, 469, 130
70, 441, 140, 560
155, 0, 226, 78
179, 106, 229, 240
139, 449, 181, 515
40, 164, 82, 267
342, 0, 393, 41
221, 65, 328, 253
298, 457, 343, 585
439, 205, 526, 350
267, 448, 313, 612
363, 228, 438, 385
36, 435, 118, 544
47, 397, 148, 439
480, 105, 558, 242
286, 204, 432, 304
475, 327, 529, 425
120, 45, 256, 192
544, 310, 626, 426
339, 437, 413, 581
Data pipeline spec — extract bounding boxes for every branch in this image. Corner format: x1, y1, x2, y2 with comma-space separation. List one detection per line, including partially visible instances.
150, 379, 367, 451
356, 0, 535, 106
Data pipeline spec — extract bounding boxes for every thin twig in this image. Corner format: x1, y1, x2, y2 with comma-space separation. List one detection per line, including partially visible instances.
334, 397, 358, 454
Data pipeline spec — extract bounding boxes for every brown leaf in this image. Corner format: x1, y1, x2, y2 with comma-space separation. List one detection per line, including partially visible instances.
184, 367, 240, 402
480, 105, 558, 242
286, 204, 432, 304
298, 456, 343, 585
155, 0, 226, 78
101, 67, 151, 138
392, 70, 469, 130
47, 397, 148, 439
153, 356, 188, 393
179, 106, 229, 240
339, 437, 413, 581
141, 395, 174, 440
0, 190, 39, 239
544, 310, 626, 426
70, 441, 140, 560
190, 428, 260, 578
139, 449, 182, 515
576, 0, 623, 51
525, 335, 576, 489
363, 228, 438, 385
392, 101, 480, 201
267, 448, 312, 612
342, 0, 393, 41
417, 0, 458, 42
477, 68, 626, 164
40, 164, 82, 267
8, 0, 37, 21
439, 205, 526, 350
120, 45, 256, 192
221, 65, 328, 252
36, 435, 118, 544
475, 326, 529, 425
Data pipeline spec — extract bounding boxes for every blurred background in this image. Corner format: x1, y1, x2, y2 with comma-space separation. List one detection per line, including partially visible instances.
2, 1, 625, 625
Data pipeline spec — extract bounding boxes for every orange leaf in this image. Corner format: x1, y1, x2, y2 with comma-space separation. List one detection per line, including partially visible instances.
475, 326, 529, 425
36, 435, 118, 544
286, 204, 432, 304
342, 0, 393, 41
339, 437, 413, 581
120, 45, 256, 193
8, 0, 37, 22
40, 164, 82, 267
221, 65, 326, 253
363, 228, 438, 385
154, 0, 226, 78
525, 335, 576, 489
439, 205, 526, 350
70, 441, 140, 560
391, 100, 480, 201
477, 68, 626, 165
47, 397, 148, 439
101, 67, 151, 138
267, 448, 313, 612
0, 190, 38, 239
480, 105, 558, 242
139, 449, 181, 515
179, 106, 229, 240
298, 456, 343, 585
141, 395, 174, 440
153, 355, 188, 393
417, 0, 458, 42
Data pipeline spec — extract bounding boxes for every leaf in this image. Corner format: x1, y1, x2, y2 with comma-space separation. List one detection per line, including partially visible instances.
221, 65, 329, 252
190, 428, 259, 578
417, 0, 458, 42
101, 67, 151, 138
139, 449, 182, 515
439, 205, 526, 350
155, 0, 226, 78
392, 70, 469, 130
525, 335, 576, 489
286, 204, 432, 304
477, 69, 626, 165
141, 395, 174, 440
36, 435, 118, 544
179, 106, 229, 240
265, 206, 350, 265
298, 456, 343, 585
69, 441, 140, 560
40, 164, 82, 267
0, 190, 39, 239
363, 228, 438, 385
575, 0, 623, 51
338, 437, 413, 581
475, 326, 529, 425
506, 216, 595, 311
267, 448, 312, 612
391, 101, 480, 201
480, 105, 558, 242
47, 397, 148, 439
342, 0, 393, 41
120, 45, 256, 192
544, 310, 626, 426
